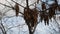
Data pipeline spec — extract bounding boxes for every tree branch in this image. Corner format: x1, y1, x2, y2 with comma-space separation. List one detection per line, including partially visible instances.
5, 0, 13, 7
0, 3, 14, 9
11, 0, 25, 8
0, 2, 24, 15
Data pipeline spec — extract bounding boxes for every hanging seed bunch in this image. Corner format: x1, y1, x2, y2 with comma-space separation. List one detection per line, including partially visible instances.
51, 3, 58, 10
24, 7, 38, 27
42, 2, 46, 10
24, 7, 31, 25
39, 2, 56, 25
40, 2, 49, 25
48, 5, 55, 19
15, 3, 19, 16
40, 11, 44, 22
40, 11, 49, 25
44, 13, 49, 25
31, 8, 38, 27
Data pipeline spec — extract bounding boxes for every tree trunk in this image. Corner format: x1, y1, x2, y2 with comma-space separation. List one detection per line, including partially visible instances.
28, 26, 34, 34
26, 0, 29, 7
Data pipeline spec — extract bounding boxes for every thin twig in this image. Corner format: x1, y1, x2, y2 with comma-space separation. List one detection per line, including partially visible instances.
0, 3, 14, 9
0, 2, 24, 15
5, 0, 13, 7
11, 0, 25, 8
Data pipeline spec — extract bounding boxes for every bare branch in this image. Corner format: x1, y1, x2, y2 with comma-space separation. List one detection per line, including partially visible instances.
0, 3, 14, 9
3, 15, 23, 19
11, 0, 25, 8
5, 0, 13, 7
4, 9, 12, 14
0, 2, 24, 15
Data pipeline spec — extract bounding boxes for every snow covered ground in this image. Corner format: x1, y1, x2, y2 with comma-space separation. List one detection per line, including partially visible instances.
0, 15, 59, 34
